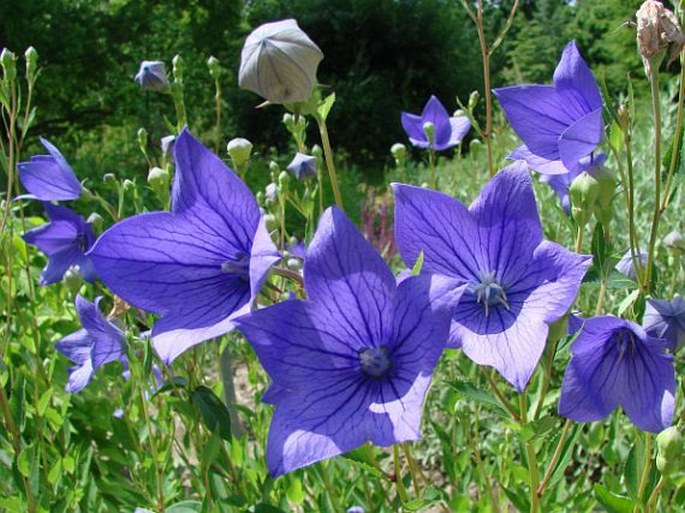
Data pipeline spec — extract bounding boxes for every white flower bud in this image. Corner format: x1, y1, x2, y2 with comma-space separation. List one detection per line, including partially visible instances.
239, 19, 323, 103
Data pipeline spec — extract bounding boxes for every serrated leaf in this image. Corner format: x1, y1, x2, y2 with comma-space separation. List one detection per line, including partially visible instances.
191, 386, 232, 441
593, 484, 635, 513
448, 381, 507, 416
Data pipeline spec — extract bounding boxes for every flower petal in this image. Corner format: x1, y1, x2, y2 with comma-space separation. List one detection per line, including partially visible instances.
392, 183, 480, 281
553, 40, 603, 113
558, 108, 604, 172
510, 145, 569, 176
493, 84, 576, 161
17, 137, 82, 201
401, 112, 429, 148
304, 207, 396, 349
446, 116, 471, 148
421, 95, 452, 149
75, 295, 124, 369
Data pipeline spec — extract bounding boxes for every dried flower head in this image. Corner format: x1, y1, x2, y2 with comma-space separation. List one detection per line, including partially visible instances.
636, 0, 685, 73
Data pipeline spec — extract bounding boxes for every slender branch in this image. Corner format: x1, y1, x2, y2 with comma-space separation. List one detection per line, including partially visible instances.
536, 419, 572, 498
643, 69, 662, 293
485, 370, 520, 421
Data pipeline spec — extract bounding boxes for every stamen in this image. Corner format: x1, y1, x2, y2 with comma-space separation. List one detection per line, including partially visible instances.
221, 251, 250, 280
470, 271, 510, 317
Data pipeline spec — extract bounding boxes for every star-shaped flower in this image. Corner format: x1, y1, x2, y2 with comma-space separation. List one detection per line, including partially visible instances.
393, 162, 591, 391
89, 128, 281, 364
22, 203, 97, 286
17, 137, 82, 201
558, 316, 675, 433
494, 40, 604, 175
401, 95, 470, 151
56, 295, 125, 393
286, 152, 317, 180
235, 207, 464, 476
643, 295, 685, 351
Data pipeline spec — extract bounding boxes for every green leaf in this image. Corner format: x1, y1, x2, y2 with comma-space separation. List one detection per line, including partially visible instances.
191, 385, 232, 441
609, 121, 624, 151
167, 500, 203, 513
37, 388, 52, 416
411, 251, 424, 276
448, 381, 507, 416
593, 484, 635, 513
286, 478, 304, 505
618, 289, 641, 317
501, 484, 530, 513
591, 222, 609, 275
317, 93, 336, 121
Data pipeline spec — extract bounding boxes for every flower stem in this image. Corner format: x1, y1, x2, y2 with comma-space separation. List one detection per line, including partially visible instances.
660, 48, 685, 214
536, 419, 572, 498
643, 69, 662, 293
219, 343, 243, 437
646, 475, 665, 512
320, 461, 343, 511
520, 393, 540, 513
315, 116, 344, 212
634, 434, 653, 513
428, 148, 437, 189
475, 0, 495, 177
532, 340, 558, 421
486, 370, 520, 421
401, 443, 423, 497
393, 444, 409, 504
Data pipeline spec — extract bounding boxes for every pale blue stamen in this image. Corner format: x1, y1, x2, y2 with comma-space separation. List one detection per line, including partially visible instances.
221, 251, 250, 281
470, 271, 510, 317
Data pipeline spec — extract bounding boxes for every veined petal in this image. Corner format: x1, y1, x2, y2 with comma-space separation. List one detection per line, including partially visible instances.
392, 183, 480, 281
17, 137, 82, 201
553, 40, 603, 112
249, 217, 281, 305
558, 108, 604, 172
75, 296, 124, 369
618, 337, 675, 433
469, 162, 543, 283
65, 359, 94, 393
40, 246, 94, 286
236, 300, 362, 392
55, 329, 92, 365
510, 145, 569, 176
172, 128, 261, 249
493, 85, 576, 160
304, 207, 396, 349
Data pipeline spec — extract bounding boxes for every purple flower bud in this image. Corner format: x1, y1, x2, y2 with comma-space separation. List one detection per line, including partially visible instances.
134, 60, 169, 91
286, 152, 317, 180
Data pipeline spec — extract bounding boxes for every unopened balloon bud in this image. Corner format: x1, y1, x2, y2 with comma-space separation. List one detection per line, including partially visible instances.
226, 137, 253, 168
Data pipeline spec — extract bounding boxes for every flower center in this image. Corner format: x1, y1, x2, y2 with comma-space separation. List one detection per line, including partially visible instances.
75, 233, 88, 252
470, 271, 509, 317
221, 251, 250, 281
616, 329, 637, 363
359, 346, 391, 379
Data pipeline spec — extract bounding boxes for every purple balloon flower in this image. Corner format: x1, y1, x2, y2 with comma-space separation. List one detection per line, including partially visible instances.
393, 162, 591, 391
643, 295, 685, 351
494, 40, 604, 175
615, 248, 648, 281
17, 137, 82, 201
558, 316, 675, 433
235, 207, 464, 476
401, 95, 470, 151
134, 60, 169, 91
56, 295, 125, 393
22, 203, 97, 286
89, 128, 281, 364
286, 152, 317, 180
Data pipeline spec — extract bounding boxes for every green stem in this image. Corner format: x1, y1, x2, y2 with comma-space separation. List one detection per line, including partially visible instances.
219, 344, 243, 438
646, 475, 665, 513
533, 340, 558, 420
536, 419, 572, 498
393, 444, 409, 504
214, 77, 222, 154
486, 370, 520, 421
401, 443, 423, 497
468, 409, 501, 512
315, 116, 344, 212
520, 394, 540, 513
321, 461, 343, 511
634, 435, 653, 513
660, 49, 685, 213
475, 0, 495, 177
643, 69, 662, 293
428, 148, 437, 190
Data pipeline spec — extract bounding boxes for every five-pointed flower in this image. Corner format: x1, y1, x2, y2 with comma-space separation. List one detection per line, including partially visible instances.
17, 137, 82, 201
558, 316, 675, 433
235, 207, 464, 476
134, 60, 169, 91
286, 152, 317, 180
22, 203, 97, 286
56, 295, 125, 393
643, 295, 685, 351
393, 162, 591, 391
401, 95, 470, 151
89, 128, 281, 364
494, 40, 604, 175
